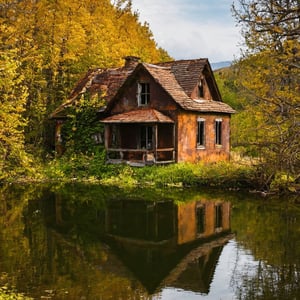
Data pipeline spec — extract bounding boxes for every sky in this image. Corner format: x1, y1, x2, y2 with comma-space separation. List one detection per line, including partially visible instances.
131, 0, 242, 63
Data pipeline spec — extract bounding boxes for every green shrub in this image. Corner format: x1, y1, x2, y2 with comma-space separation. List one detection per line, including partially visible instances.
0, 286, 33, 300
43, 153, 258, 190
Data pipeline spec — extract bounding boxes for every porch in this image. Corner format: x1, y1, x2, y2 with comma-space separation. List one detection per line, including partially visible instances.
101, 109, 176, 166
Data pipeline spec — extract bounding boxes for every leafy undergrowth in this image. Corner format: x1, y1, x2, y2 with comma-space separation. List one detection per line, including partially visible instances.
0, 286, 33, 300
7, 151, 297, 194
42, 152, 258, 190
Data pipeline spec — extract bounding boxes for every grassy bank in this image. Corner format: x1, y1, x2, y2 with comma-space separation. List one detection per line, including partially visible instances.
4, 152, 299, 194
42, 152, 258, 190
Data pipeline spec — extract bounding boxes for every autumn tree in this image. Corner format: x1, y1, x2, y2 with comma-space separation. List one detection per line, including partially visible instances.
232, 0, 300, 189
0, 49, 33, 181
0, 0, 171, 177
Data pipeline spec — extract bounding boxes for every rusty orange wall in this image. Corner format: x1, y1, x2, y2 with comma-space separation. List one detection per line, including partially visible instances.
177, 201, 231, 245
177, 202, 197, 244
222, 202, 231, 231
177, 112, 231, 163
203, 202, 216, 236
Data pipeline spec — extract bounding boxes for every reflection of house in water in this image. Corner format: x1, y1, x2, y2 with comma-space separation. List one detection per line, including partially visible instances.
105, 199, 232, 294
23, 193, 232, 297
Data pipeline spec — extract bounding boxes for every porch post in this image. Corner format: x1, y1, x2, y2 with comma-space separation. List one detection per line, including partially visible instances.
154, 124, 158, 162
104, 124, 109, 149
104, 124, 110, 161
173, 124, 176, 161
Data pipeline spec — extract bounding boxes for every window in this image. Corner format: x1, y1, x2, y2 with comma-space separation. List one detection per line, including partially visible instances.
92, 132, 103, 144
198, 79, 204, 98
137, 82, 150, 106
140, 126, 153, 149
215, 204, 223, 229
197, 118, 205, 148
215, 119, 222, 145
196, 205, 205, 234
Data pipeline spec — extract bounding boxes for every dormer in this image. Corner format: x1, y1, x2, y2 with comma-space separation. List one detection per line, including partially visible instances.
191, 76, 212, 100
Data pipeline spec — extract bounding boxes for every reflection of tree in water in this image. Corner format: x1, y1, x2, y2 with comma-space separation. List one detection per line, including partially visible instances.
232, 259, 300, 300
230, 198, 300, 299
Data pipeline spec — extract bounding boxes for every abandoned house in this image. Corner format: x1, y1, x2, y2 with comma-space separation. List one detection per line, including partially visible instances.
50, 56, 235, 165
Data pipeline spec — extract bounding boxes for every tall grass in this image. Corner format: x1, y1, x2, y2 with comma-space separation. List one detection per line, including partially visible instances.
43, 153, 258, 190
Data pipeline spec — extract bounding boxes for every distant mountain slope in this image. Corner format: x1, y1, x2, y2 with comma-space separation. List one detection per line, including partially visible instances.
211, 61, 232, 70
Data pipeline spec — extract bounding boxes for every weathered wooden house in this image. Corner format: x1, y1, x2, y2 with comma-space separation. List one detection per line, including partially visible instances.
51, 56, 235, 164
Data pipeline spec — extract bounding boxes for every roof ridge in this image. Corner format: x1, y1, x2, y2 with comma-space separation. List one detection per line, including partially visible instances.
143, 63, 171, 70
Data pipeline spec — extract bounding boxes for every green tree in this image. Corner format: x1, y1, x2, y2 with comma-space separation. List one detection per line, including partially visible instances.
232, 0, 300, 189
0, 49, 32, 181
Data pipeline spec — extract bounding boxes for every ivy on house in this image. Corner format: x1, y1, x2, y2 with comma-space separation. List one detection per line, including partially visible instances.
62, 94, 105, 155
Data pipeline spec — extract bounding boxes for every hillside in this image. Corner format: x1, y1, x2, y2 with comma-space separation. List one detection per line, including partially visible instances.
211, 61, 232, 70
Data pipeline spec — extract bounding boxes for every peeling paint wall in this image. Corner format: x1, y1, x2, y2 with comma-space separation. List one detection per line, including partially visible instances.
177, 112, 231, 163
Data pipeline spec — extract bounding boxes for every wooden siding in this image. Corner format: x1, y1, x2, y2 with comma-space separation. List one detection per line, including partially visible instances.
110, 68, 178, 115
190, 77, 212, 100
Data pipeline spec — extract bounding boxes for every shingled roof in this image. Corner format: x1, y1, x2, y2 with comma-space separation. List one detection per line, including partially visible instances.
156, 59, 208, 97
142, 63, 235, 114
51, 57, 235, 119
50, 57, 138, 119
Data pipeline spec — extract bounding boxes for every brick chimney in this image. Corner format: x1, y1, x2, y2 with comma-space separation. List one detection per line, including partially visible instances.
124, 56, 140, 68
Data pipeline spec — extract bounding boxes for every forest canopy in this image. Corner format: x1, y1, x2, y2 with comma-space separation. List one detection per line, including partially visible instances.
0, 0, 171, 180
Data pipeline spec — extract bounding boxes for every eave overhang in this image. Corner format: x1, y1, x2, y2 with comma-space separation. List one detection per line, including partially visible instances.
100, 108, 174, 124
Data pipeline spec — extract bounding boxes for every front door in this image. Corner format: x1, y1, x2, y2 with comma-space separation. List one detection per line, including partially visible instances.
140, 125, 153, 150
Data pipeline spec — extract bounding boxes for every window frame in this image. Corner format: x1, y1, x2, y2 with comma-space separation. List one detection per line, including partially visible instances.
198, 79, 204, 98
196, 117, 206, 149
137, 82, 150, 106
140, 125, 153, 149
215, 118, 222, 146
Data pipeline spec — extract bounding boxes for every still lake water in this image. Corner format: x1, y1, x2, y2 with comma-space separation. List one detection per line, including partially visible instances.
0, 183, 299, 300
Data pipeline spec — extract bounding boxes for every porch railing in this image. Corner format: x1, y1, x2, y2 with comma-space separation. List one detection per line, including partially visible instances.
106, 148, 175, 165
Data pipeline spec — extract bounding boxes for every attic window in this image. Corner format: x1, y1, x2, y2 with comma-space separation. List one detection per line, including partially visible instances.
137, 82, 150, 106
198, 79, 204, 98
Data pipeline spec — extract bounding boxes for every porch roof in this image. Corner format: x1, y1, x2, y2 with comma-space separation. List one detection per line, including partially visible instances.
100, 108, 174, 124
